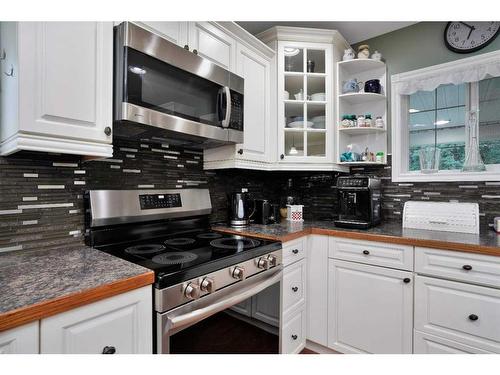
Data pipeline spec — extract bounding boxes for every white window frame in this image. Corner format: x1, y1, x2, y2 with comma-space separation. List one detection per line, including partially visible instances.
392, 50, 500, 182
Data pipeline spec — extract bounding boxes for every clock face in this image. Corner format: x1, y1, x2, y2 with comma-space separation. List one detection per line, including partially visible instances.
445, 22, 500, 53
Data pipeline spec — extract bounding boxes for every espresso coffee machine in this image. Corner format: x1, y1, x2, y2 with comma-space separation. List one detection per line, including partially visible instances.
334, 176, 381, 229
254, 199, 281, 225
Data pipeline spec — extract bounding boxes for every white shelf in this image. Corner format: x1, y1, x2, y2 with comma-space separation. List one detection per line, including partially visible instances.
338, 59, 386, 75
338, 127, 386, 135
284, 71, 327, 77
284, 100, 327, 105
339, 161, 386, 166
338, 92, 386, 104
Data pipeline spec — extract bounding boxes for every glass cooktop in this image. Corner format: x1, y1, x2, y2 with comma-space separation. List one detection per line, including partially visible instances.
96, 229, 281, 288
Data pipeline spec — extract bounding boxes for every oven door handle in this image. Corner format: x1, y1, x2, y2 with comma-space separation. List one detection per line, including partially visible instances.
161, 266, 283, 337
221, 86, 231, 128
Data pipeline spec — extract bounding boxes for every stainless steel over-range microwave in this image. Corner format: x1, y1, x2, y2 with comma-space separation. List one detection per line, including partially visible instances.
114, 22, 244, 147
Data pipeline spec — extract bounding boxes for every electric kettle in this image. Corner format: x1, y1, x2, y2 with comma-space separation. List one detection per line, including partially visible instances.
228, 190, 256, 227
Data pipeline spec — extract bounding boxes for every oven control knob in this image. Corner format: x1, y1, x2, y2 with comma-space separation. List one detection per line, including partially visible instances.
256, 257, 270, 270
200, 277, 215, 293
232, 266, 245, 281
266, 255, 277, 267
184, 283, 200, 300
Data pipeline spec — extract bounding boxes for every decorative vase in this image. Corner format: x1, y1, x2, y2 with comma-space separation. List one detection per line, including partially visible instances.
462, 110, 486, 172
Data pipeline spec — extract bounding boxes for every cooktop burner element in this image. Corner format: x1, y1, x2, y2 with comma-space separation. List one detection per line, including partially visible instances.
196, 232, 223, 239
210, 238, 261, 251
164, 238, 196, 246
152, 252, 198, 265
125, 244, 166, 255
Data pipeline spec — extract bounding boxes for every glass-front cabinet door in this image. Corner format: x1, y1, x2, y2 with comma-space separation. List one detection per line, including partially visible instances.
277, 41, 333, 163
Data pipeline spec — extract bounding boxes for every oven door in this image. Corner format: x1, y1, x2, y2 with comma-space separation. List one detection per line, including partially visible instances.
156, 266, 282, 354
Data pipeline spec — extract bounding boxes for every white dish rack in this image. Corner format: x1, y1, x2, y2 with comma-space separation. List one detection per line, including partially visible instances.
403, 201, 480, 234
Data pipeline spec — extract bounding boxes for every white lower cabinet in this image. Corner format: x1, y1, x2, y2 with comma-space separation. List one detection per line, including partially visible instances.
328, 259, 413, 353
282, 306, 307, 354
40, 286, 152, 354
306, 235, 328, 347
0, 321, 39, 354
414, 275, 500, 353
414, 330, 492, 354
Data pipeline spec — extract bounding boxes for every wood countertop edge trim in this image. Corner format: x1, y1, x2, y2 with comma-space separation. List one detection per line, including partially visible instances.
0, 271, 154, 333
214, 226, 500, 256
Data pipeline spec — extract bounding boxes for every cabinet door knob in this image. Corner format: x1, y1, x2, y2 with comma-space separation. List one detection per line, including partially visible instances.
292, 286, 299, 292
462, 264, 473, 271
280, 154, 285, 160
362, 250, 370, 255
292, 249, 299, 254
184, 44, 189, 50
193, 49, 198, 55
291, 334, 298, 340
403, 278, 411, 284
468, 314, 479, 321
237, 149, 243, 155
104, 126, 112, 136
102, 346, 116, 354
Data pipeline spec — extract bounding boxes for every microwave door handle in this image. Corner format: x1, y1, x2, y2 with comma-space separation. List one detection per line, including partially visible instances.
221, 86, 231, 128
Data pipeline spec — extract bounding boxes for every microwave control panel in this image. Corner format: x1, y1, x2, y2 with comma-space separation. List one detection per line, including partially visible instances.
139, 193, 182, 210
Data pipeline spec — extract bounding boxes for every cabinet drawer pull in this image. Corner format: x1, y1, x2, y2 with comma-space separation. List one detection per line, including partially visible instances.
104, 126, 112, 136
184, 44, 189, 50
193, 49, 198, 55
292, 286, 298, 292
403, 278, 411, 284
280, 154, 285, 160
291, 334, 298, 340
362, 250, 370, 255
292, 249, 299, 254
468, 314, 479, 321
462, 264, 473, 271
237, 148, 243, 155
102, 346, 116, 354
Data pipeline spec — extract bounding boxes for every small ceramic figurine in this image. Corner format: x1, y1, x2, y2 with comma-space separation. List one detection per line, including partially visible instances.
342, 49, 355, 61
371, 50, 382, 61
357, 44, 370, 59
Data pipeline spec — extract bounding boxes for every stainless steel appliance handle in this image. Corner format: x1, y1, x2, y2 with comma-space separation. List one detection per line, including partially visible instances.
221, 86, 231, 128
161, 266, 282, 337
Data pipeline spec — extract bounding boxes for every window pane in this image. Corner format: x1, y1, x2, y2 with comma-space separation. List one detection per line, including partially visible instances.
408, 83, 466, 171
479, 76, 500, 165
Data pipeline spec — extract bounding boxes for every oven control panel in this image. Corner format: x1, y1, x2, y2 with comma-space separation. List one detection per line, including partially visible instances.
139, 193, 182, 210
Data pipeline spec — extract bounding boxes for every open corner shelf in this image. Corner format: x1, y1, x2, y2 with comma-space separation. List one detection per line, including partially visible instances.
338, 92, 386, 104
338, 58, 386, 75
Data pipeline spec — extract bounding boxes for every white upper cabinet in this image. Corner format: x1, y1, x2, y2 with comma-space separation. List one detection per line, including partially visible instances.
258, 26, 350, 171
188, 22, 236, 71
135, 22, 188, 47
0, 22, 113, 157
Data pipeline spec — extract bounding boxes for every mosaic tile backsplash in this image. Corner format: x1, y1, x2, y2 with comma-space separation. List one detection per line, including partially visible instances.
1, 141, 500, 254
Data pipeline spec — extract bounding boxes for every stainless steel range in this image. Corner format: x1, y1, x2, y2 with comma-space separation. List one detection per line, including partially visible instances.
85, 189, 282, 354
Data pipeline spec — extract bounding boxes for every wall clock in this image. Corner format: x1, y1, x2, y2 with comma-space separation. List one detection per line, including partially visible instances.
444, 22, 500, 53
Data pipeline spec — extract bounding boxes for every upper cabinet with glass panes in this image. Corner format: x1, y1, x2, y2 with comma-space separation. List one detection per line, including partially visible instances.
392, 51, 500, 181
257, 27, 350, 170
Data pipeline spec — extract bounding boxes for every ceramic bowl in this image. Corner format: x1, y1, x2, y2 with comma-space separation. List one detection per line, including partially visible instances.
310, 92, 326, 101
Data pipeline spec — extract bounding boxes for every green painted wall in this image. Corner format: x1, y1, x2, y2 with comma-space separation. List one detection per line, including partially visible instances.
354, 21, 500, 151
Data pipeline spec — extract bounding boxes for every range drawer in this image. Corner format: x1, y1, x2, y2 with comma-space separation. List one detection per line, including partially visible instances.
282, 238, 305, 266
415, 247, 500, 288
415, 275, 500, 353
414, 330, 492, 354
282, 259, 306, 316
329, 237, 413, 271
281, 307, 306, 354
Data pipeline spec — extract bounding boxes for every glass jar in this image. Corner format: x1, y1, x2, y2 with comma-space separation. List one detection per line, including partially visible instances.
365, 114, 373, 127
357, 115, 365, 127
375, 116, 384, 128
341, 115, 350, 128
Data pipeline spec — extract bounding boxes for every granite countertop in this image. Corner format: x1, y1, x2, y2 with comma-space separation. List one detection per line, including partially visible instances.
213, 220, 500, 257
0, 245, 154, 332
